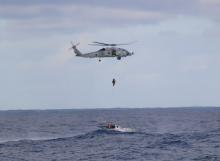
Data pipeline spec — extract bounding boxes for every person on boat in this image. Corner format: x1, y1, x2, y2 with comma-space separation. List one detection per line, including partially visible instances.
106, 123, 115, 129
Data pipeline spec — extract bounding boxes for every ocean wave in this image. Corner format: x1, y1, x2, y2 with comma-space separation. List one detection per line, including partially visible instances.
1, 129, 219, 151
1, 130, 219, 161
0, 129, 137, 145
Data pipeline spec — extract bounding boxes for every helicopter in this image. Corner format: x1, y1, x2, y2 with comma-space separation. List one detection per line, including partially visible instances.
70, 41, 135, 62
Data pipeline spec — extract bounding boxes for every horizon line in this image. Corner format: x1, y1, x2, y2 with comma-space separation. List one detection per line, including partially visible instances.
0, 106, 220, 111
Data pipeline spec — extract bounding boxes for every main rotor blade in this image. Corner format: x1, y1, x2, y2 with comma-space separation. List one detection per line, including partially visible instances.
88, 43, 107, 46
92, 41, 110, 45
89, 41, 137, 46
114, 41, 138, 45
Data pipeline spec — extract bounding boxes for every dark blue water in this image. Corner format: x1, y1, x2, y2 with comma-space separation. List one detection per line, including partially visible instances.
0, 108, 220, 161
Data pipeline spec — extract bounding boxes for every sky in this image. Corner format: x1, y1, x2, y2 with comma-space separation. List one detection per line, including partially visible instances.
0, 0, 220, 109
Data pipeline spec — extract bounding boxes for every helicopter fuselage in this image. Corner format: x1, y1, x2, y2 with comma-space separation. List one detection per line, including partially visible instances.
76, 47, 133, 60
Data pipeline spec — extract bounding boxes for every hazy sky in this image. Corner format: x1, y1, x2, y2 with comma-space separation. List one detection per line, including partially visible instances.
0, 0, 220, 109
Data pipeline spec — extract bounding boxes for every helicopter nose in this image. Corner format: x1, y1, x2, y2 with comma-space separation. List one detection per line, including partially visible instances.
129, 52, 134, 56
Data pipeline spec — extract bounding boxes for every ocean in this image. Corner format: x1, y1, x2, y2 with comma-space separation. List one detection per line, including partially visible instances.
0, 108, 219, 161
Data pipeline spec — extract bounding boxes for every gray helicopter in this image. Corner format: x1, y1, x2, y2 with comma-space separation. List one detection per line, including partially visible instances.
70, 41, 135, 62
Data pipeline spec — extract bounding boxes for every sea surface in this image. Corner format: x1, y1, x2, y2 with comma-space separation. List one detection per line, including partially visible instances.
0, 107, 220, 161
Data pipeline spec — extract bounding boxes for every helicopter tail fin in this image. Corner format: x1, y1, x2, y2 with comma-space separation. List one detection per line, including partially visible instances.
70, 42, 82, 56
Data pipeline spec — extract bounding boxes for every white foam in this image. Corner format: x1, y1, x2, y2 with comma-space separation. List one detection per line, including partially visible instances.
112, 126, 135, 132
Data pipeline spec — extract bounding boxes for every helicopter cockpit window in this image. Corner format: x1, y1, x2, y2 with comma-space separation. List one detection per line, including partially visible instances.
112, 49, 116, 56
99, 48, 105, 51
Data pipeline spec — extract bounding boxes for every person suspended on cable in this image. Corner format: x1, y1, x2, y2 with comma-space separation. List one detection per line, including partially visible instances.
112, 78, 116, 86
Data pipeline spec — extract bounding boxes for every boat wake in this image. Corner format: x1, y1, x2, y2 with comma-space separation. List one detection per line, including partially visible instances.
104, 126, 135, 133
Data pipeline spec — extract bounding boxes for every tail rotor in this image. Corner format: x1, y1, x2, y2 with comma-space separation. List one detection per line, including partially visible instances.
69, 41, 82, 56
69, 41, 80, 50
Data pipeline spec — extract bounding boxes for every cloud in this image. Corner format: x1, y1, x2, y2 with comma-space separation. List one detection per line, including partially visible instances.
198, 0, 220, 5
180, 55, 210, 72
196, 0, 220, 20
0, 3, 174, 38
1, 0, 220, 35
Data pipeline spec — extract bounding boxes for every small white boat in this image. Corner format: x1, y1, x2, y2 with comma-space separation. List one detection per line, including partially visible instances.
99, 123, 135, 132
